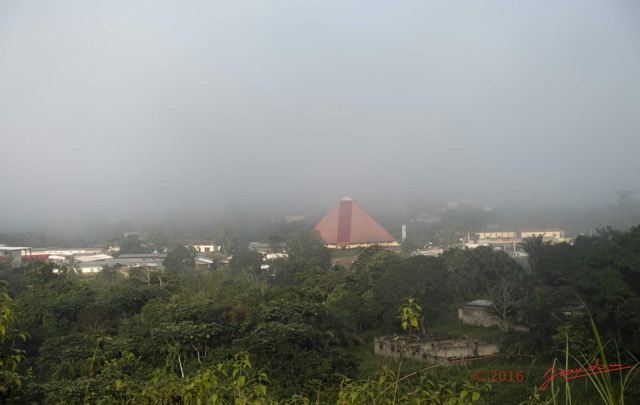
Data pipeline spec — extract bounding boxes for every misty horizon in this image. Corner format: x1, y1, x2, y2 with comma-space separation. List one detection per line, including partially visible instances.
2, 1, 639, 235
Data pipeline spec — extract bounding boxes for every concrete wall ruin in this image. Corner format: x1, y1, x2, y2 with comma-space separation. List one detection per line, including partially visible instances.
374, 335, 499, 365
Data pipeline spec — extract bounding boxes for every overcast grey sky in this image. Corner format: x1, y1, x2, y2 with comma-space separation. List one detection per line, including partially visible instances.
1, 1, 639, 230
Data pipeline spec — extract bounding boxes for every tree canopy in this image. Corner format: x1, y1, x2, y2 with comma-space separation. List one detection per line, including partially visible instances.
3, 225, 640, 403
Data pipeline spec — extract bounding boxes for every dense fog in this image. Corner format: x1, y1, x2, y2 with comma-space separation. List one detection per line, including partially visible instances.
1, 1, 639, 235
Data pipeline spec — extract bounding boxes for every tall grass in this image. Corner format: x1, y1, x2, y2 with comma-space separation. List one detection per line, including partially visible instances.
526, 306, 639, 405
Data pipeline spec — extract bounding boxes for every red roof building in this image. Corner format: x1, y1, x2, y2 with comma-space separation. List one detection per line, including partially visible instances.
315, 197, 399, 249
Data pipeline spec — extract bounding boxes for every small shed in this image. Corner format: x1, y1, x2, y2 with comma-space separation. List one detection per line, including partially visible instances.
458, 300, 500, 327
194, 256, 215, 271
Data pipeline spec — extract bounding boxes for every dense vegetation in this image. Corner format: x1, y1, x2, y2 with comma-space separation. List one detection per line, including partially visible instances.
1, 226, 640, 403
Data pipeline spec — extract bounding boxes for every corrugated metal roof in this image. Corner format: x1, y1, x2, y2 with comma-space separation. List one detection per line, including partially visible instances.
118, 253, 167, 259
466, 300, 493, 307
0, 246, 31, 251
74, 254, 113, 262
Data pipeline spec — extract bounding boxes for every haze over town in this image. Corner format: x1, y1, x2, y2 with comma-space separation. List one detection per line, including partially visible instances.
4, 4, 640, 404
1, 1, 639, 237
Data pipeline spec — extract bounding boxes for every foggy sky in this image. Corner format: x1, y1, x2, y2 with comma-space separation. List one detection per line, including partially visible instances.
1, 1, 639, 232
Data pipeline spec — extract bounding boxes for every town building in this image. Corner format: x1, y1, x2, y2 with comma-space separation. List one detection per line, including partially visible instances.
315, 197, 399, 250
474, 228, 570, 248
194, 256, 215, 271
77, 253, 167, 275
519, 229, 567, 242
183, 240, 216, 254
0, 245, 32, 268
458, 300, 500, 327
476, 231, 517, 240
248, 242, 288, 254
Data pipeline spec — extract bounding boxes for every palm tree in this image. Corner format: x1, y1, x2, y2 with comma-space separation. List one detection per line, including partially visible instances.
64, 255, 81, 277
519, 234, 548, 274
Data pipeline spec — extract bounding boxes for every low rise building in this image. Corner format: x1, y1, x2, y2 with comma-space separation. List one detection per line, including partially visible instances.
249, 242, 287, 254
188, 240, 216, 253
194, 256, 215, 271
520, 229, 567, 242
414, 247, 444, 257
0, 245, 32, 268
77, 253, 167, 275
476, 231, 517, 240
458, 300, 500, 327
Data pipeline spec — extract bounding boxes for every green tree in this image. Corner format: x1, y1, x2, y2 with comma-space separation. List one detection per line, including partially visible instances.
118, 234, 146, 255
25, 260, 58, 286
163, 245, 195, 273
147, 227, 170, 253
265, 234, 283, 253
230, 247, 264, 280
286, 229, 331, 270
434, 224, 462, 247
62, 255, 81, 277
373, 255, 448, 331
0, 281, 28, 396
502, 294, 557, 356
242, 292, 355, 398
613, 190, 639, 230
443, 246, 524, 302
336, 247, 403, 330
520, 234, 549, 275
18, 278, 96, 342
213, 223, 243, 255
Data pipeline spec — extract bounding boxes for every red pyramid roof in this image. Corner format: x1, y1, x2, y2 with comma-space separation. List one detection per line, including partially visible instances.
315, 197, 397, 248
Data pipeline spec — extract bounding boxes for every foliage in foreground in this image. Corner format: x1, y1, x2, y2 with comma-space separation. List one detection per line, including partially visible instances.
520, 307, 640, 405
337, 296, 490, 405
4, 224, 640, 403
0, 281, 28, 397
5, 289, 493, 404
111, 353, 489, 405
